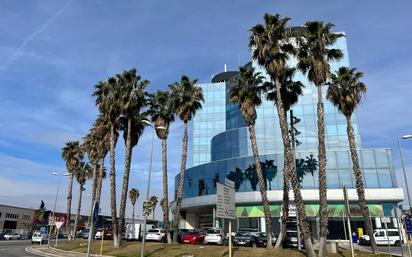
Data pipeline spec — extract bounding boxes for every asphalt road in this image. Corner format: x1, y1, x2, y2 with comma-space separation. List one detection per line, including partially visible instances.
377, 244, 412, 256
0, 240, 38, 257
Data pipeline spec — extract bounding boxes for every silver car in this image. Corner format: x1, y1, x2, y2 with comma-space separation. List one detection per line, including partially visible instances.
204, 228, 227, 245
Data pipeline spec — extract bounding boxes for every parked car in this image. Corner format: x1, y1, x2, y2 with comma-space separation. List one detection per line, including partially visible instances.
81, 229, 90, 239
31, 232, 48, 244
95, 229, 113, 240
283, 230, 299, 248
53, 232, 65, 239
145, 228, 166, 242
204, 228, 227, 245
4, 233, 20, 240
359, 229, 402, 246
255, 232, 277, 247
233, 231, 255, 247
237, 228, 259, 238
179, 230, 206, 245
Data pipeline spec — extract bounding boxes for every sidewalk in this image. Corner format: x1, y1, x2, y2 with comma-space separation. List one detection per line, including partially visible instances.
26, 245, 114, 257
337, 241, 403, 257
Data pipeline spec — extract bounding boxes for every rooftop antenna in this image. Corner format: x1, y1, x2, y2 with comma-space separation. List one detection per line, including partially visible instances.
224, 64, 227, 72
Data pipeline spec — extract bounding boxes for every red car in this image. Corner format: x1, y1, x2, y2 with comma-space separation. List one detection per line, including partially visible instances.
179, 230, 206, 245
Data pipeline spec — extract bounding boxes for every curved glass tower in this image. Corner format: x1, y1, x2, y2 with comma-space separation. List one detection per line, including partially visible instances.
175, 36, 403, 239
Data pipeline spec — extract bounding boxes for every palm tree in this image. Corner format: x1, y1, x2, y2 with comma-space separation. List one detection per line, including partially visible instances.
170, 75, 204, 243
129, 188, 139, 225
93, 77, 122, 247
147, 90, 175, 244
249, 14, 315, 254
327, 66, 377, 252
117, 69, 149, 246
150, 195, 158, 220
73, 161, 92, 239
61, 141, 83, 240
229, 65, 274, 248
296, 21, 344, 257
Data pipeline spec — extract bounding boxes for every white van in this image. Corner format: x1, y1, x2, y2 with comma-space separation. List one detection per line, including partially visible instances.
360, 229, 402, 246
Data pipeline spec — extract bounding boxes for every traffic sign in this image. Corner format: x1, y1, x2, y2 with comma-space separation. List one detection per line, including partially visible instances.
55, 221, 64, 229
405, 216, 412, 234
216, 182, 235, 220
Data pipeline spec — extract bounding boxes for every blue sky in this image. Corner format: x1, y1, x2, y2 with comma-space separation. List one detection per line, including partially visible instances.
0, 0, 411, 219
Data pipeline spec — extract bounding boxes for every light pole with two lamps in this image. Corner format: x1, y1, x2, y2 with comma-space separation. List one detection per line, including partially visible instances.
48, 172, 69, 247
398, 134, 412, 212
140, 119, 165, 257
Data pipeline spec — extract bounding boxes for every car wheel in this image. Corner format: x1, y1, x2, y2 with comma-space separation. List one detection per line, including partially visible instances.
395, 240, 401, 247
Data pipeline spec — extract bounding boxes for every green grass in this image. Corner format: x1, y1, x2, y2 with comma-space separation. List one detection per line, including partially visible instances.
54, 240, 389, 257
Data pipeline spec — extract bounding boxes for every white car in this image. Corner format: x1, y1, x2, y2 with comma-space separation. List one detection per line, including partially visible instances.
4, 233, 20, 240
360, 229, 402, 246
145, 229, 166, 242
31, 232, 47, 244
204, 228, 227, 245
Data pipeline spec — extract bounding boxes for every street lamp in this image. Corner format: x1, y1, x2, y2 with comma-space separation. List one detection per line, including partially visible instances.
140, 120, 166, 257
398, 134, 412, 212
48, 172, 69, 247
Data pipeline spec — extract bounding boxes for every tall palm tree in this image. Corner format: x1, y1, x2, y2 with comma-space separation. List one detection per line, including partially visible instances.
327, 67, 377, 252
147, 90, 175, 243
129, 188, 139, 225
297, 21, 343, 257
61, 141, 83, 240
170, 75, 204, 243
229, 65, 274, 248
73, 161, 92, 239
117, 69, 149, 246
249, 14, 315, 254
150, 195, 158, 220
93, 77, 122, 247
263, 67, 305, 247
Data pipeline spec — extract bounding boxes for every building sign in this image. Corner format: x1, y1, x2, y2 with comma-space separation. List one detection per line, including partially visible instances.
216, 182, 235, 220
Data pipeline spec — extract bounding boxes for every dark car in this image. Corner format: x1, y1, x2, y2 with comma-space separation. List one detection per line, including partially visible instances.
284, 230, 299, 248
81, 229, 90, 239
233, 231, 255, 247
255, 232, 277, 247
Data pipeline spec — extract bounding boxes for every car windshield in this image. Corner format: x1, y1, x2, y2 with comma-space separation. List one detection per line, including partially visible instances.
184, 230, 197, 235
148, 229, 159, 233
206, 229, 220, 234
286, 231, 297, 237
259, 232, 266, 238
236, 232, 250, 237
33, 233, 40, 237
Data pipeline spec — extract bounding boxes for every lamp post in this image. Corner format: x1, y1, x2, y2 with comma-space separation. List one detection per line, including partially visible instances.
140, 120, 165, 257
398, 134, 412, 212
48, 172, 69, 247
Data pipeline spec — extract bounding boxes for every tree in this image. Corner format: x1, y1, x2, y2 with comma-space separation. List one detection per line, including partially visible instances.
73, 161, 92, 239
150, 195, 159, 220
170, 75, 204, 243
147, 90, 175, 243
61, 141, 83, 240
129, 188, 139, 225
249, 13, 314, 254
117, 69, 148, 246
229, 65, 274, 248
93, 77, 121, 247
297, 21, 343, 257
327, 66, 377, 252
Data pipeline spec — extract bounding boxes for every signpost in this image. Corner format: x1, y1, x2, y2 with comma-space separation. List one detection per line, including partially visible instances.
343, 183, 355, 257
381, 217, 392, 257
216, 180, 235, 257
54, 220, 64, 246
87, 201, 99, 257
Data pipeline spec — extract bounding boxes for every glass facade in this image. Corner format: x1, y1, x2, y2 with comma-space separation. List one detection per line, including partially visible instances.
182, 36, 397, 201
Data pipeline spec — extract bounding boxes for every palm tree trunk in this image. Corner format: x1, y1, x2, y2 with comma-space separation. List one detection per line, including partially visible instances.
173, 122, 188, 244
132, 204, 135, 225
274, 79, 316, 257
275, 110, 290, 248
87, 164, 98, 227
317, 85, 328, 257
109, 124, 119, 248
346, 116, 377, 253
248, 124, 273, 249
118, 117, 133, 246
66, 170, 74, 240
73, 183, 83, 239
162, 139, 171, 244
95, 158, 105, 203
